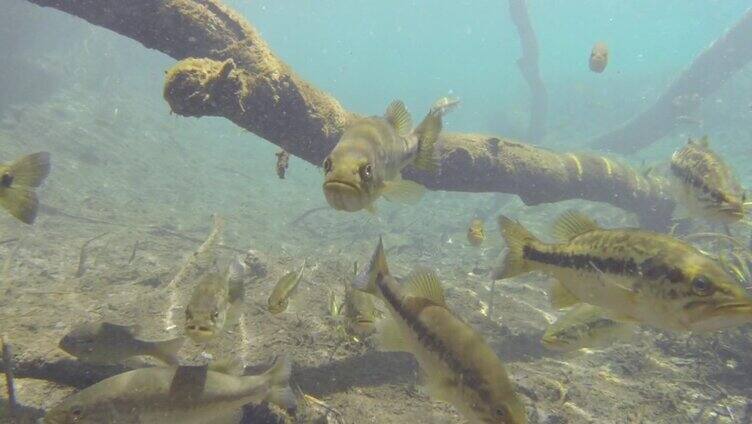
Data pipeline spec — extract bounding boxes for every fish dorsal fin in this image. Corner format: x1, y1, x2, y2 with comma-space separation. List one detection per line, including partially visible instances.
100, 322, 140, 337
404, 268, 445, 306
552, 211, 601, 242
550, 281, 581, 309
385, 100, 412, 136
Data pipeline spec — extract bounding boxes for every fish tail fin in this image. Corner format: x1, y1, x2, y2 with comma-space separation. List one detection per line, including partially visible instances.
151, 337, 185, 365
492, 216, 538, 280
7, 152, 50, 187
352, 237, 389, 295
0, 186, 39, 224
264, 355, 297, 411
412, 108, 442, 173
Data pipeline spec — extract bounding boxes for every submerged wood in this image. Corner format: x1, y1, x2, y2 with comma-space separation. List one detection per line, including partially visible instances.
27, 0, 674, 229
508, 0, 548, 142
591, 7, 752, 153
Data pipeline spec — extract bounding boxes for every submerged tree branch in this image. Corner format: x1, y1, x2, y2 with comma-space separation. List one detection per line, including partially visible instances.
508, 0, 548, 143
27, 0, 674, 229
591, 7, 752, 153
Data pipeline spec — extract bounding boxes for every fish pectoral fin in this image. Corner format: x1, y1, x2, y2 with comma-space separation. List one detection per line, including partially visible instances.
549, 282, 581, 309
552, 210, 601, 242
404, 268, 445, 306
382, 179, 425, 204
375, 316, 409, 352
385, 100, 413, 136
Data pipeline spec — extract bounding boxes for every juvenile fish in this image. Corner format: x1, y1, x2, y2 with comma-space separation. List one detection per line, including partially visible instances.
494, 211, 752, 332
322, 97, 453, 212
589, 41, 608, 73
59, 321, 184, 365
268, 259, 306, 314
669, 136, 745, 224
0, 151, 50, 224
354, 239, 527, 424
541, 304, 635, 352
43, 356, 296, 423
344, 262, 378, 337
185, 260, 245, 342
467, 218, 485, 247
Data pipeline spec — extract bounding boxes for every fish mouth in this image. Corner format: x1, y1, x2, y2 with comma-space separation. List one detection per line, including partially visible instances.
323, 180, 369, 212
185, 326, 217, 342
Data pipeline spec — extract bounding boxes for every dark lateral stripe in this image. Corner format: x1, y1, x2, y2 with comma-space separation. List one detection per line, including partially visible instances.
374, 272, 494, 407
670, 161, 730, 204
522, 245, 686, 283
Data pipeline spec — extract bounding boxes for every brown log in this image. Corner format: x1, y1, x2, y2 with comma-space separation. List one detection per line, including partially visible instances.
591, 7, 752, 153
26, 0, 674, 229
508, 0, 548, 143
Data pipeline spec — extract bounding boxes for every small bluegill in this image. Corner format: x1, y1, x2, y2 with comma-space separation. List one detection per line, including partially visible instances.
0, 151, 50, 224
494, 210, 752, 332
59, 321, 184, 365
43, 356, 296, 423
267, 259, 306, 314
541, 304, 635, 352
467, 218, 485, 247
322, 97, 456, 213
344, 262, 378, 337
354, 239, 527, 424
669, 136, 745, 224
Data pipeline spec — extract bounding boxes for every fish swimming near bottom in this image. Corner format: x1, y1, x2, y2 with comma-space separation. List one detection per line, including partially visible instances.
59, 321, 184, 365
541, 304, 635, 352
494, 211, 752, 332
185, 258, 246, 343
343, 261, 378, 337
0, 151, 50, 224
267, 259, 306, 314
43, 356, 296, 424
354, 238, 527, 424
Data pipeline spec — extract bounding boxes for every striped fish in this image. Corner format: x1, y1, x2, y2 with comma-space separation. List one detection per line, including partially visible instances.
669, 136, 745, 224
322, 98, 456, 213
494, 211, 752, 333
354, 238, 527, 424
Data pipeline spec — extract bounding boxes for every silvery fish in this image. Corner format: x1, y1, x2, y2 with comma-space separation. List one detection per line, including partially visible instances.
59, 321, 184, 365
43, 356, 296, 423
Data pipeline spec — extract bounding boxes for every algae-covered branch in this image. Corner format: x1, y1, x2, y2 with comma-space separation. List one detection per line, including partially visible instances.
27, 0, 674, 228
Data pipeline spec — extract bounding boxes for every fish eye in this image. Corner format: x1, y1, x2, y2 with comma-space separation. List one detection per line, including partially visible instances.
692, 276, 714, 296
494, 407, 505, 417
359, 164, 373, 181
211, 311, 219, 320
70, 406, 83, 421
323, 157, 333, 174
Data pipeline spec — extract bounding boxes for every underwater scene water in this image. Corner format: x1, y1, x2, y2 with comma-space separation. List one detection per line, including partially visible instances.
2, 0, 752, 423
